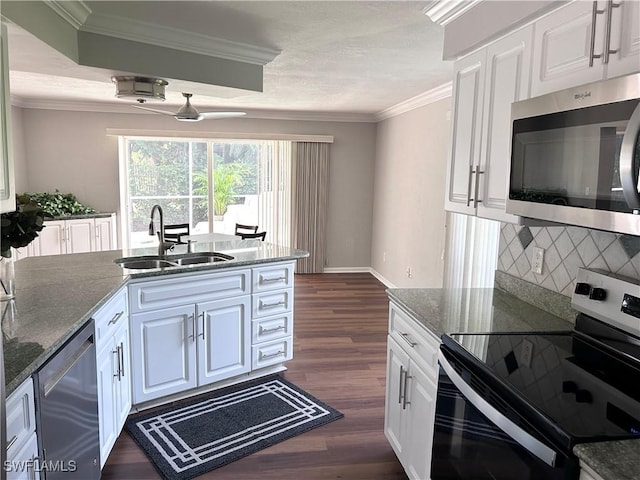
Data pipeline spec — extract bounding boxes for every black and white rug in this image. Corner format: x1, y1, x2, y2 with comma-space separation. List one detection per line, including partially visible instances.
124, 376, 343, 480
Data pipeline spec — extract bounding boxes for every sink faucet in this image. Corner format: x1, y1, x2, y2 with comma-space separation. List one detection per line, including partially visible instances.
149, 204, 172, 256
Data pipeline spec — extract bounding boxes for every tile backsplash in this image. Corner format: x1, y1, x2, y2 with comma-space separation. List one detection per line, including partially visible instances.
498, 224, 640, 297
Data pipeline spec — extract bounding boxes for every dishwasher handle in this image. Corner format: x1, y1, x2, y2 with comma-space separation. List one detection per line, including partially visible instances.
43, 337, 94, 397
438, 349, 558, 468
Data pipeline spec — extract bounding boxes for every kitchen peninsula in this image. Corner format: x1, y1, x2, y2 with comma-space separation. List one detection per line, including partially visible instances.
2, 238, 308, 394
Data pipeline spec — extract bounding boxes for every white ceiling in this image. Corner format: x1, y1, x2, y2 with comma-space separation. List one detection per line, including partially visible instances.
6, 1, 454, 120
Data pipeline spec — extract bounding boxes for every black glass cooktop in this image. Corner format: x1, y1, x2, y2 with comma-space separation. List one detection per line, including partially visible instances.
444, 319, 640, 444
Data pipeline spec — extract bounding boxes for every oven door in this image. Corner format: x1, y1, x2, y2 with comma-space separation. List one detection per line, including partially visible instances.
431, 348, 579, 480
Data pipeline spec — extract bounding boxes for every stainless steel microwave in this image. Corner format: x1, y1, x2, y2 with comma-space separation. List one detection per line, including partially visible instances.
507, 72, 640, 236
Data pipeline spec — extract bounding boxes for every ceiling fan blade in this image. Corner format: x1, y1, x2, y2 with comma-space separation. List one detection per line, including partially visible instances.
132, 105, 176, 116
199, 111, 247, 119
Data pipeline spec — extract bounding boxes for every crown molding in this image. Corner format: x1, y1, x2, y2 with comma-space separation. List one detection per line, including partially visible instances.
11, 95, 377, 123
44, 0, 91, 29
375, 82, 452, 121
81, 13, 280, 66
422, 0, 483, 26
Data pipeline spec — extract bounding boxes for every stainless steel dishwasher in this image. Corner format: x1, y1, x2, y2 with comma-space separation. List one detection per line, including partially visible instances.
34, 320, 100, 479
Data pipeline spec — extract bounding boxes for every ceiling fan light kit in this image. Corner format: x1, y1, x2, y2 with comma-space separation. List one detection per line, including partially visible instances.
112, 76, 168, 102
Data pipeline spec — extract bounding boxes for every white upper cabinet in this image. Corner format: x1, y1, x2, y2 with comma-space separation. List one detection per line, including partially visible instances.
446, 49, 485, 216
446, 25, 533, 222
532, 0, 640, 97
477, 26, 533, 223
0, 23, 16, 214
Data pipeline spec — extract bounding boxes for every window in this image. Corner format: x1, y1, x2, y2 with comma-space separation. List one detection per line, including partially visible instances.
119, 137, 291, 249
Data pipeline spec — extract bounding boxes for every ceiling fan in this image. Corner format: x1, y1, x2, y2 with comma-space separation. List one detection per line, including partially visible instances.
133, 93, 246, 122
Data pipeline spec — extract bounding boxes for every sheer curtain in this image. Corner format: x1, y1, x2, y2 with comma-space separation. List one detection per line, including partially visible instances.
258, 140, 292, 247
292, 142, 330, 273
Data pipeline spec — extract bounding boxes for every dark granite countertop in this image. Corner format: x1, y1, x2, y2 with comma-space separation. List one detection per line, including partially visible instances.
574, 440, 640, 480
49, 212, 115, 220
2, 239, 308, 395
386, 287, 574, 337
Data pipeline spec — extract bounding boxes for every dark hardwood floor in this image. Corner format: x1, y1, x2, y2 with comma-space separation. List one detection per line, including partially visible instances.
101, 273, 408, 480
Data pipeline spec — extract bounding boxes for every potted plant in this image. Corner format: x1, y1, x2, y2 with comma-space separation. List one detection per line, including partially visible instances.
0, 194, 51, 299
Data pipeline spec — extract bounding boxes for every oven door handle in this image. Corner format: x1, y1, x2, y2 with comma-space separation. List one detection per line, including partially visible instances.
620, 101, 640, 211
438, 350, 558, 468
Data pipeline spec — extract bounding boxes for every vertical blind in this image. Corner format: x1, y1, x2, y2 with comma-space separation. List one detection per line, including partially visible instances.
292, 142, 330, 273
258, 140, 292, 247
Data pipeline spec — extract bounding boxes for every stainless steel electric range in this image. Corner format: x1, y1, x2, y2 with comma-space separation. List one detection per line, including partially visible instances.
431, 268, 640, 480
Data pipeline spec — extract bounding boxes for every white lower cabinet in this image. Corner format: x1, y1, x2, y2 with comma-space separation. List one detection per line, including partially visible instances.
94, 287, 131, 468
6, 378, 39, 480
129, 264, 294, 405
385, 302, 440, 480
129, 284, 252, 404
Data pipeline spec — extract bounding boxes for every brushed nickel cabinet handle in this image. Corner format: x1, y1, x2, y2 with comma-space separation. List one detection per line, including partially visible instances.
603, 0, 621, 63
400, 332, 417, 348
187, 314, 195, 342
398, 365, 405, 404
260, 350, 285, 360
119, 342, 125, 378
6, 435, 18, 451
260, 300, 286, 309
198, 312, 206, 339
473, 168, 485, 208
261, 276, 287, 284
108, 311, 125, 325
259, 324, 286, 334
466, 164, 475, 207
402, 373, 412, 410
589, 0, 607, 66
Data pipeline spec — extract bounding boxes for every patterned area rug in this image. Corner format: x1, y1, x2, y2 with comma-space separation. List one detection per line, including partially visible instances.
124, 376, 344, 480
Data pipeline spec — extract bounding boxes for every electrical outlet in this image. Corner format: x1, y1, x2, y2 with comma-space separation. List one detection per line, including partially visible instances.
531, 247, 544, 275
406, 267, 412, 278
520, 339, 534, 368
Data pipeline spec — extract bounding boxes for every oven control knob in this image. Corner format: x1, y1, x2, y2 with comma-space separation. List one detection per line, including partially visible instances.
589, 287, 607, 301
576, 389, 593, 404
562, 381, 578, 393
574, 283, 591, 295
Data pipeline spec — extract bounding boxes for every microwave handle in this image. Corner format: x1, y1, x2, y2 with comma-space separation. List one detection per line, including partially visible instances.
620, 102, 640, 212
438, 349, 558, 468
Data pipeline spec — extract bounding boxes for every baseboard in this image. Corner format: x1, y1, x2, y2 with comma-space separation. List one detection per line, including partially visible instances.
320, 267, 397, 288
322, 267, 371, 274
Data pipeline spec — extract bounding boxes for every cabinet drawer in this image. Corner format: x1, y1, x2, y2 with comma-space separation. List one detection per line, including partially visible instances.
94, 287, 128, 348
129, 268, 251, 313
7, 431, 39, 480
252, 263, 294, 293
252, 337, 293, 369
252, 288, 292, 319
252, 313, 293, 344
6, 378, 36, 460
389, 302, 440, 379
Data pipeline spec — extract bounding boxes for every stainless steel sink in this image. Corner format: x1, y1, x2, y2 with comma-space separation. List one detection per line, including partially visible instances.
115, 252, 234, 270
115, 258, 179, 269
176, 252, 234, 265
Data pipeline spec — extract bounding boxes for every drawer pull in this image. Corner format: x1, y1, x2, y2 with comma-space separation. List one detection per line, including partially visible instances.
261, 276, 286, 284
400, 332, 417, 348
108, 311, 125, 326
6, 435, 18, 451
260, 350, 285, 360
259, 325, 286, 335
260, 300, 286, 309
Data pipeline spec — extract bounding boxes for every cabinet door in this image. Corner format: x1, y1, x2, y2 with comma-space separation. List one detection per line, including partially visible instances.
113, 322, 132, 432
130, 305, 197, 404
38, 220, 66, 256
66, 218, 95, 253
196, 296, 251, 386
445, 48, 486, 215
403, 363, 437, 480
384, 336, 410, 460
95, 215, 116, 251
96, 341, 118, 468
606, 0, 640, 78
477, 26, 532, 223
531, 1, 606, 96
6, 431, 39, 480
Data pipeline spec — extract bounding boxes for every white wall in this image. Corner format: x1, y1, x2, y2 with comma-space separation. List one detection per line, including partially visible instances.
371, 98, 451, 287
10, 106, 28, 193
14, 108, 376, 269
